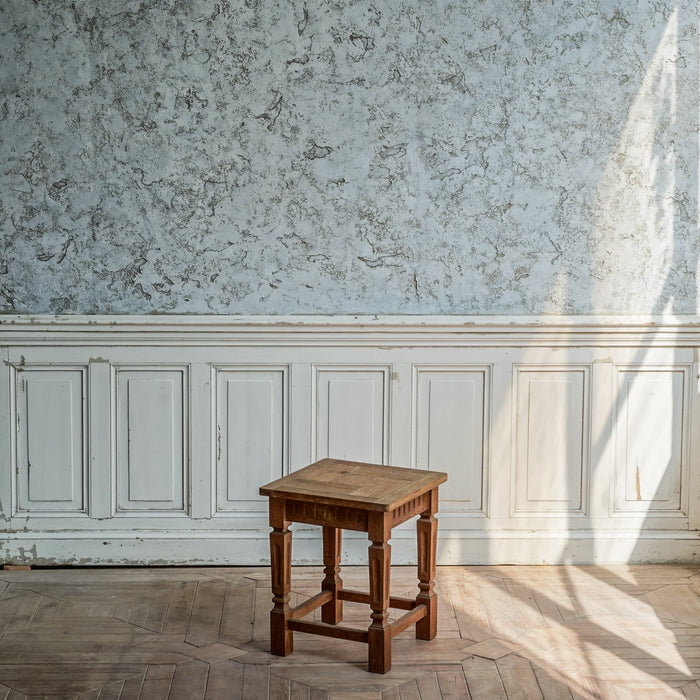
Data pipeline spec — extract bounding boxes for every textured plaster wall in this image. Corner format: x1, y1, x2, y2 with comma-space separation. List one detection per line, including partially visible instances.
1, 1, 698, 315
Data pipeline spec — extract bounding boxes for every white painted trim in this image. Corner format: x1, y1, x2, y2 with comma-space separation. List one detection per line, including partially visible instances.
690, 355, 700, 531
3, 314, 700, 347
0, 529, 697, 566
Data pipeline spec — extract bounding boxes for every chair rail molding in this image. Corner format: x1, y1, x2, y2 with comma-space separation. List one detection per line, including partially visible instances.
2, 314, 699, 566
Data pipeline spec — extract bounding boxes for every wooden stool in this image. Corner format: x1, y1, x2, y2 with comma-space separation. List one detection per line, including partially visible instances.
259, 458, 447, 674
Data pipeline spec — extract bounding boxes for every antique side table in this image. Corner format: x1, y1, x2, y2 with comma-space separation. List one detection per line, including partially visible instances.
259, 458, 447, 674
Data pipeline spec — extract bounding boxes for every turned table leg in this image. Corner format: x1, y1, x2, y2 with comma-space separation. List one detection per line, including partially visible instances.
269, 496, 293, 655
416, 487, 438, 640
368, 512, 391, 674
321, 526, 343, 624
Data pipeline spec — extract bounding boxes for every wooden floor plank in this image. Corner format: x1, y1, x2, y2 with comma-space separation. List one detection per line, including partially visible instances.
139, 664, 175, 697
242, 664, 270, 698
12, 582, 175, 606
119, 672, 145, 698
112, 600, 134, 623
161, 581, 196, 635
451, 579, 492, 643
272, 664, 423, 692
25, 593, 59, 626
435, 584, 461, 637
496, 655, 544, 700
168, 659, 209, 699
252, 585, 273, 642
205, 659, 245, 699
0, 619, 157, 643
504, 578, 550, 632
0, 665, 147, 696
639, 585, 700, 627
532, 665, 575, 700
185, 579, 227, 647
0, 589, 28, 635
395, 679, 421, 700
94, 678, 125, 699
436, 668, 471, 699
127, 597, 153, 629
530, 586, 566, 629
462, 655, 507, 700
86, 602, 121, 619
0, 570, 209, 584
414, 672, 442, 700
220, 580, 255, 645
269, 673, 291, 700
0, 648, 189, 666
186, 641, 246, 663
290, 680, 311, 699
476, 576, 529, 643
143, 585, 173, 633
6, 591, 44, 633
463, 637, 520, 661
2, 690, 27, 700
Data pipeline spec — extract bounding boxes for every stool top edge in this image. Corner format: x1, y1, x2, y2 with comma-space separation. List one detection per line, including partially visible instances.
259, 458, 447, 511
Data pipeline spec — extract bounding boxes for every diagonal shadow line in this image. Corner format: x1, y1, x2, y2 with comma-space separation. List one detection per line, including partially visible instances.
447, 571, 597, 699
452, 565, 699, 696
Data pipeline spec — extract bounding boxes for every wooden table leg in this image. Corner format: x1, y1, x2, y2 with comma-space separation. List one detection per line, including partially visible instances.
321, 526, 343, 624
416, 487, 438, 640
269, 496, 293, 655
368, 512, 391, 673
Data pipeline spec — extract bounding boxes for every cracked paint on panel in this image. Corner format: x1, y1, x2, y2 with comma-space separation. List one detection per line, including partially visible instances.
0, 1, 698, 315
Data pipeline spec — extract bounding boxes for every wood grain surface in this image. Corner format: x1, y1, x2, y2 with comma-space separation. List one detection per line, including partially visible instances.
260, 459, 447, 511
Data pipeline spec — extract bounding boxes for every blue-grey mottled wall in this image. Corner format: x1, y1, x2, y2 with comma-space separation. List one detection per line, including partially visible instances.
1, 1, 698, 315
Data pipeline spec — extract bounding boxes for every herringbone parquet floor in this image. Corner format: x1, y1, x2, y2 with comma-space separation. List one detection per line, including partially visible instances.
0, 564, 699, 698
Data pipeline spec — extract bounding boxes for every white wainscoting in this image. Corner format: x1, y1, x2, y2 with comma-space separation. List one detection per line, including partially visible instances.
1, 315, 699, 565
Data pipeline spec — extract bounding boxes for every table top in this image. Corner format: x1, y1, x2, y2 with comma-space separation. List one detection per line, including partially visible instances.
259, 458, 447, 512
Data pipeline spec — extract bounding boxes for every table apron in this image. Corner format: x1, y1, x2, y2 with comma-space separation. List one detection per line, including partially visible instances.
285, 499, 369, 532
390, 492, 431, 528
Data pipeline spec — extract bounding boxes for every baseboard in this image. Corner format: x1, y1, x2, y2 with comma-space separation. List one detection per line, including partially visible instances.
1, 529, 698, 567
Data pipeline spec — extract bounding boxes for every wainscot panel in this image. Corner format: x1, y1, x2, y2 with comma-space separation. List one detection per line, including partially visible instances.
1, 315, 699, 565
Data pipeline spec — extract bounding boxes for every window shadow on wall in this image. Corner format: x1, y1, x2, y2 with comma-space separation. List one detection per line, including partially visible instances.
463, 5, 700, 695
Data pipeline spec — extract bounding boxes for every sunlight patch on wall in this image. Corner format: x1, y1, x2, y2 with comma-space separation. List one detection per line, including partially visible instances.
592, 10, 679, 314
